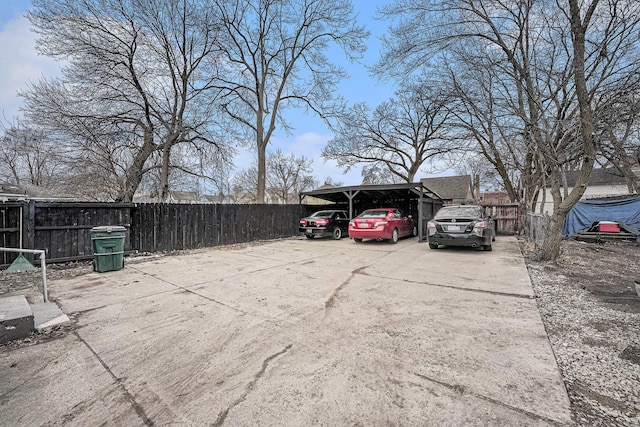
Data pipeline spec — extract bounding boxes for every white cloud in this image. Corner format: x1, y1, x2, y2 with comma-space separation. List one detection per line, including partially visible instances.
0, 15, 61, 120
288, 131, 332, 156
312, 157, 363, 187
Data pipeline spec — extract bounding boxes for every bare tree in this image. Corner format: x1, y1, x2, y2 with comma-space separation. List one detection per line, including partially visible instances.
266, 149, 316, 203
360, 164, 403, 185
207, 0, 368, 203
0, 119, 62, 187
25, 0, 229, 202
0, 124, 25, 185
321, 176, 344, 188
323, 79, 457, 183
594, 83, 640, 193
232, 165, 258, 203
377, 0, 640, 260
454, 154, 503, 195
444, 57, 529, 205
197, 147, 235, 203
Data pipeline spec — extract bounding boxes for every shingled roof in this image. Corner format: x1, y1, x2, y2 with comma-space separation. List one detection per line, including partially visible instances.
546, 168, 629, 187
420, 175, 474, 201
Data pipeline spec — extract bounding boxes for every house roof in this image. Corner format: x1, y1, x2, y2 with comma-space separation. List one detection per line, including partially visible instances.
420, 175, 473, 201
549, 168, 629, 187
0, 183, 80, 201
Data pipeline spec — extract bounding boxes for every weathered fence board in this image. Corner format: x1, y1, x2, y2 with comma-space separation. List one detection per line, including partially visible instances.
482, 203, 521, 234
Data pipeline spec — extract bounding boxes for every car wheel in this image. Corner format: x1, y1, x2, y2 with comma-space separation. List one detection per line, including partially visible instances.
353, 238, 363, 243
483, 243, 493, 251
332, 227, 342, 240
388, 228, 399, 244
305, 234, 314, 239
429, 242, 438, 249
412, 226, 417, 237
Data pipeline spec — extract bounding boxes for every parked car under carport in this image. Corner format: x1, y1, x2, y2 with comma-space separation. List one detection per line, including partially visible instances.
299, 183, 443, 243
299, 210, 350, 240
348, 208, 416, 244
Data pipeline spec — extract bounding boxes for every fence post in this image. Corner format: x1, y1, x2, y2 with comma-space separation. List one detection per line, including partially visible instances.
22, 200, 36, 262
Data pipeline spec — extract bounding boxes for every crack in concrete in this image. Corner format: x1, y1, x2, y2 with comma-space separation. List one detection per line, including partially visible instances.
413, 371, 566, 426
127, 265, 265, 317
324, 266, 367, 315
212, 344, 293, 427
362, 272, 534, 300
120, 266, 301, 330
70, 305, 109, 319
73, 331, 154, 426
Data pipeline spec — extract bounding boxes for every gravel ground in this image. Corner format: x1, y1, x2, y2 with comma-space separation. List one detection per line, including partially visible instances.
524, 238, 640, 427
2, 238, 639, 426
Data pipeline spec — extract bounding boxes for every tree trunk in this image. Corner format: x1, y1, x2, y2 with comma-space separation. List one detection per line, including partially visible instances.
495, 159, 518, 202
538, 176, 547, 214
540, 210, 565, 260
538, 0, 598, 261
160, 144, 171, 202
120, 128, 156, 203
256, 103, 267, 203
256, 142, 266, 203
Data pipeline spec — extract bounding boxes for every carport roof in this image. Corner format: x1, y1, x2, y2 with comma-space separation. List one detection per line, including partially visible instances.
300, 182, 442, 204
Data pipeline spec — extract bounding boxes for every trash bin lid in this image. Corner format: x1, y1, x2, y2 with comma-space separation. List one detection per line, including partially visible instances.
91, 226, 127, 232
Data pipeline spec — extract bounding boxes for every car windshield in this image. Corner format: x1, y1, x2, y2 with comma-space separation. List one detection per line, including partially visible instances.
358, 210, 388, 218
310, 211, 333, 218
435, 206, 482, 219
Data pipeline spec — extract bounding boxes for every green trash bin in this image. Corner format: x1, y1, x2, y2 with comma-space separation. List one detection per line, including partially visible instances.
91, 226, 126, 272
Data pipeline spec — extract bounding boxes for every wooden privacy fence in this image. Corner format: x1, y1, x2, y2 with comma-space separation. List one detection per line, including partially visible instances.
1, 202, 133, 266
481, 203, 521, 235
0, 201, 306, 267
130, 203, 306, 253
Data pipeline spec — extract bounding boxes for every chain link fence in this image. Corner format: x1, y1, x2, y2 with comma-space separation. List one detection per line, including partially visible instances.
525, 212, 550, 249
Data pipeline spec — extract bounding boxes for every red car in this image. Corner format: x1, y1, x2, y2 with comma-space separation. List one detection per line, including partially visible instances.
348, 208, 416, 244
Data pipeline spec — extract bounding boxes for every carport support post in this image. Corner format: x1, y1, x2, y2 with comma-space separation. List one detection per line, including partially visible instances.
343, 190, 360, 219
418, 191, 424, 242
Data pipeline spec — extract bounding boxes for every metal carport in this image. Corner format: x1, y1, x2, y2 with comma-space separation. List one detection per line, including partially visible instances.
299, 182, 443, 242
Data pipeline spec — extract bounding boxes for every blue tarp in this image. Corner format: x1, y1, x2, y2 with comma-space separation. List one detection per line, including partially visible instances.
563, 195, 640, 236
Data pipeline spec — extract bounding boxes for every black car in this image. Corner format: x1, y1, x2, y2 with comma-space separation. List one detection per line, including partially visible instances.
299, 210, 349, 240
427, 205, 495, 251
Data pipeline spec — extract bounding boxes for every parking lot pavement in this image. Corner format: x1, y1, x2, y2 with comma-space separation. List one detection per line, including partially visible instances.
0, 236, 573, 426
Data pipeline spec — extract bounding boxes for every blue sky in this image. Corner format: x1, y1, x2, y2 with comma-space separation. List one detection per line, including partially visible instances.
0, 0, 409, 186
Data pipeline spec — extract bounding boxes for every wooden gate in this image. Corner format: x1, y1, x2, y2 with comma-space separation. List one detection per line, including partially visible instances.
482, 203, 521, 234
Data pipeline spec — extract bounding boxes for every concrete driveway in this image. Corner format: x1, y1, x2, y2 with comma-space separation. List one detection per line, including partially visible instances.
1, 236, 573, 426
